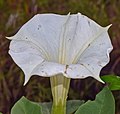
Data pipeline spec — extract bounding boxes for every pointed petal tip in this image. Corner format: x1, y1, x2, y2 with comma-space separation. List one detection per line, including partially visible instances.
96, 76, 105, 84
77, 12, 81, 15
23, 81, 27, 86
23, 75, 30, 86
68, 12, 71, 15
6, 36, 13, 40
99, 79, 105, 84
67, 12, 71, 17
105, 24, 112, 30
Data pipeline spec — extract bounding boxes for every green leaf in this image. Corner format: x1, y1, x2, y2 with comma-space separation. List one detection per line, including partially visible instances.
11, 96, 42, 114
0, 112, 2, 114
40, 102, 52, 114
40, 100, 84, 114
11, 97, 84, 114
66, 100, 84, 114
75, 87, 115, 114
101, 75, 120, 90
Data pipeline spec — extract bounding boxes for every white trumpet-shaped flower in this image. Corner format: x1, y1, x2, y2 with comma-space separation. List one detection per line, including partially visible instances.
7, 13, 112, 84
7, 13, 113, 114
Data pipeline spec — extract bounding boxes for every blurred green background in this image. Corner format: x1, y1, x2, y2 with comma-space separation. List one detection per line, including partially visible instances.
0, 0, 120, 114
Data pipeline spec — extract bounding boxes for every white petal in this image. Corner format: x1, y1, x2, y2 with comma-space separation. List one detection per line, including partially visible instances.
8, 13, 113, 84
31, 62, 65, 77
64, 64, 104, 83
8, 14, 69, 62
75, 28, 112, 82
58, 13, 112, 82
9, 40, 65, 84
66, 13, 108, 63
65, 26, 112, 82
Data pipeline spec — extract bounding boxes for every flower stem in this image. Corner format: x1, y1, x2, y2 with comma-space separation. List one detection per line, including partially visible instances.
50, 75, 70, 114
51, 102, 66, 114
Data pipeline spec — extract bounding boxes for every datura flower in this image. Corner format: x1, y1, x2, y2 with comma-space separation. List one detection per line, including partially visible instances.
7, 13, 113, 114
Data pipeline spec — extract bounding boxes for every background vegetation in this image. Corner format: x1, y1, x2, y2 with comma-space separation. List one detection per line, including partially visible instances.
0, 0, 120, 114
